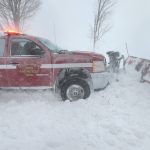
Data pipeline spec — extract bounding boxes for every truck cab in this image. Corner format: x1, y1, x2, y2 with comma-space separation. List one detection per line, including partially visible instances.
0, 31, 109, 101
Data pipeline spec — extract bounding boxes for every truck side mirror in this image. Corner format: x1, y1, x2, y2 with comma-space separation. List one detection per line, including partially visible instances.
40, 50, 45, 55
31, 48, 45, 56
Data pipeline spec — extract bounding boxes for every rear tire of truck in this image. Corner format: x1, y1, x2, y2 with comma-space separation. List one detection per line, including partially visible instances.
61, 78, 91, 101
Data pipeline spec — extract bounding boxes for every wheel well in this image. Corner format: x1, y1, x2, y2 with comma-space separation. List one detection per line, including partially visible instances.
56, 68, 92, 89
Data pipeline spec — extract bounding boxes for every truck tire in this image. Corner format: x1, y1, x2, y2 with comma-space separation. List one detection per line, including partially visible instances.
61, 78, 91, 101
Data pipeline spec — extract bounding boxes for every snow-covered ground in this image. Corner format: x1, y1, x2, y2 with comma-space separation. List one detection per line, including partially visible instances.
0, 67, 150, 150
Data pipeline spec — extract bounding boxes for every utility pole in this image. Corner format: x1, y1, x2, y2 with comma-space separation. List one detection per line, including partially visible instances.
125, 43, 130, 57
53, 22, 57, 45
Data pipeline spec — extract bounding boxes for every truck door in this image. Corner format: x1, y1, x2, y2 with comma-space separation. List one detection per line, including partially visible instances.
7, 37, 53, 88
0, 38, 8, 87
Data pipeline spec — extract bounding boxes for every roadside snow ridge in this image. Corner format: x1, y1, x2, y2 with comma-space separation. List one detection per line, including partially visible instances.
0, 67, 150, 150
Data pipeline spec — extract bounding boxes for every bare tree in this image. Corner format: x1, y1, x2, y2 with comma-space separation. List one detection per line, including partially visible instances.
91, 0, 115, 50
0, 0, 41, 31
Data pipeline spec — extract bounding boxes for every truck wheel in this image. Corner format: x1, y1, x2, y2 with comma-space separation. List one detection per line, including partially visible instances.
61, 78, 91, 101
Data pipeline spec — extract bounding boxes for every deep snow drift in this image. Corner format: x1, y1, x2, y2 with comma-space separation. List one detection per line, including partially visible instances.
0, 67, 150, 150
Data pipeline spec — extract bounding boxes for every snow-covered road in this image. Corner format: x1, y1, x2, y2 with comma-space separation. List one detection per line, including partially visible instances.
0, 68, 150, 150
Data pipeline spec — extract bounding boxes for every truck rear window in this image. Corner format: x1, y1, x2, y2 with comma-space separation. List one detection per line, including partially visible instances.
0, 38, 5, 57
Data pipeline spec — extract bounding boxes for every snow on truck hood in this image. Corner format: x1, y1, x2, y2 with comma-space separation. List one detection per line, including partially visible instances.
53, 50, 105, 63
36, 37, 105, 61
72, 51, 105, 60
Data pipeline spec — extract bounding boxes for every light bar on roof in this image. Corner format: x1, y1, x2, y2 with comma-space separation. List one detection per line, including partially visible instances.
4, 30, 22, 35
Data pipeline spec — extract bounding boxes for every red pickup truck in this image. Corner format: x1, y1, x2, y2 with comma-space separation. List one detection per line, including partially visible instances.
0, 31, 109, 101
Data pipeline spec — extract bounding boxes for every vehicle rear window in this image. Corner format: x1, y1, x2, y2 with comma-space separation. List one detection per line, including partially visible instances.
0, 38, 5, 57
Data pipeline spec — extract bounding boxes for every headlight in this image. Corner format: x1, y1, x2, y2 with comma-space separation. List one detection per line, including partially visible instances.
93, 61, 105, 72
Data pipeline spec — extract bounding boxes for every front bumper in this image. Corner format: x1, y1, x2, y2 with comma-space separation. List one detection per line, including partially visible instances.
91, 72, 110, 90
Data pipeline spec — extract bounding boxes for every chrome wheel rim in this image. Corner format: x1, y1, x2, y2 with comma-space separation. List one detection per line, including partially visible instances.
66, 84, 84, 101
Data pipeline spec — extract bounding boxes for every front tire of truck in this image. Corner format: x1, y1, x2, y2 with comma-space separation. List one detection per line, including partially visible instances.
61, 78, 91, 101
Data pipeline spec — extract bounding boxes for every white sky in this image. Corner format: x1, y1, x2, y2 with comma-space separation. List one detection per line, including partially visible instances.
27, 0, 150, 59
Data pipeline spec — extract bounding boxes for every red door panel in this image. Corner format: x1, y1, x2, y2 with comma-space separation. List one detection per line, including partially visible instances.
0, 38, 8, 87
0, 58, 8, 87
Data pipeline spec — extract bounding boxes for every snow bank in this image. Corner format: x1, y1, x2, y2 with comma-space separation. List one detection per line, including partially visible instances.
0, 68, 150, 150
126, 56, 150, 83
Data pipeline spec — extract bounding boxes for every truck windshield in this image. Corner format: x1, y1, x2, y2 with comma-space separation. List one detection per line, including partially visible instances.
37, 37, 61, 53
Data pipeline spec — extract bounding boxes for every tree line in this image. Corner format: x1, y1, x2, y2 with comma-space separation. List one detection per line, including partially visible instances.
0, 0, 115, 50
